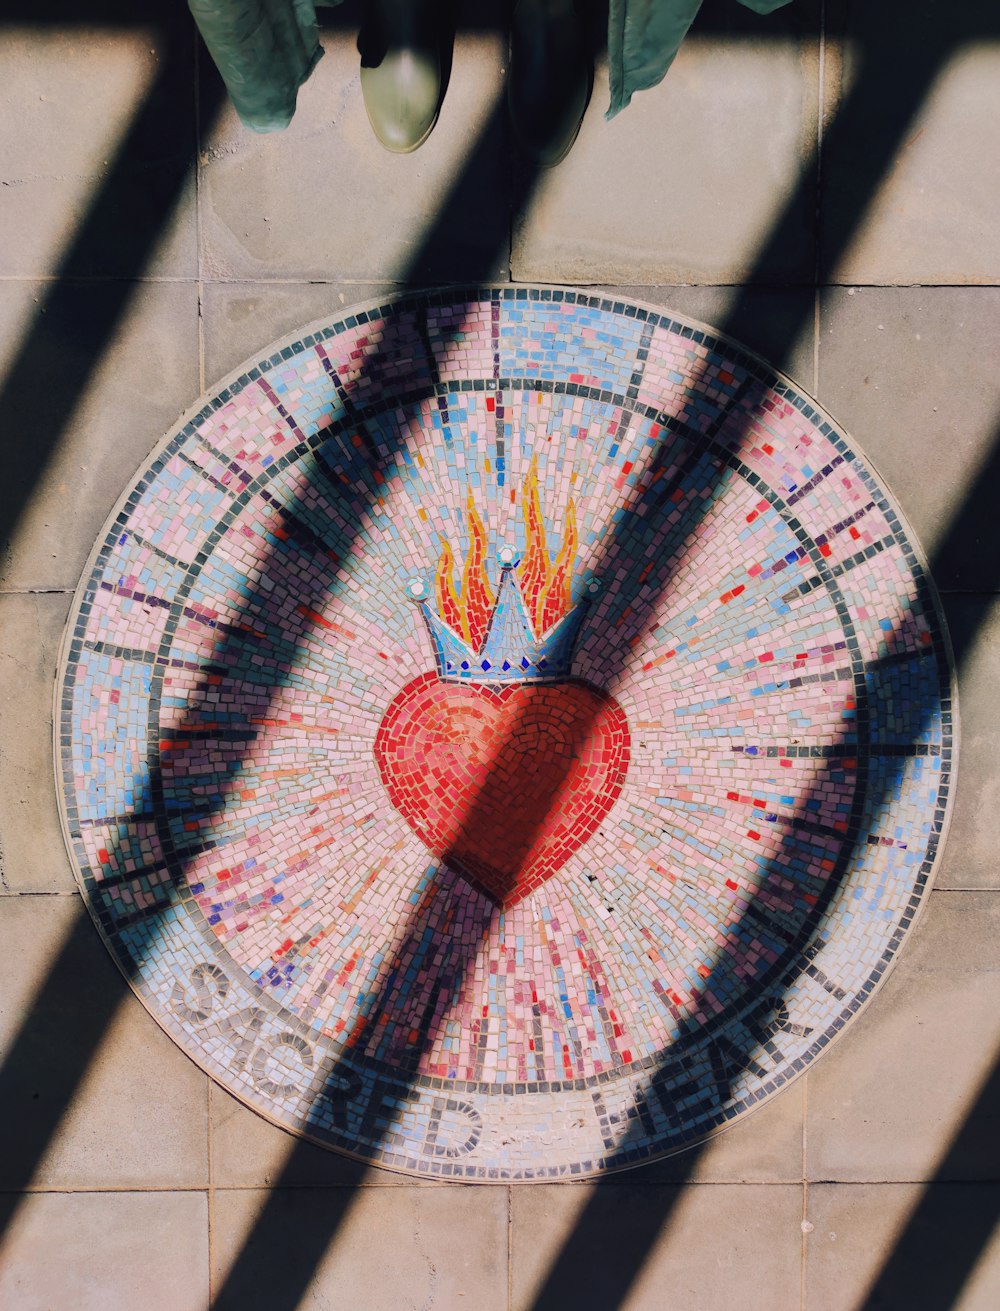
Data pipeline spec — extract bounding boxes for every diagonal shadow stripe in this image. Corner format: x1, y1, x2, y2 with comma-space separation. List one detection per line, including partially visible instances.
0, 7, 223, 1231
208, 23, 991, 1311
0, 4, 223, 565
1, 5, 996, 1305
0, 19, 538, 1246
859, 1054, 1000, 1311
520, 491, 984, 1311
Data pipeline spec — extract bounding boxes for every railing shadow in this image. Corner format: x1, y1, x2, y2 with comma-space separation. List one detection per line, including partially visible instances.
0, 3, 997, 1311
207, 5, 1000, 1307
0, 0, 221, 567
0, 0, 545, 1243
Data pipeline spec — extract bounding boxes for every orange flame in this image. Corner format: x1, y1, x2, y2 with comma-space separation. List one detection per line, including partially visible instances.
536, 499, 577, 636
435, 496, 496, 653
519, 458, 549, 631
433, 466, 578, 649
519, 460, 578, 636
461, 492, 494, 652
434, 539, 464, 637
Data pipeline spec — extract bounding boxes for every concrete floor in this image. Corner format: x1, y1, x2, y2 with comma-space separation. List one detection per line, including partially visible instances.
1, 1, 999, 1308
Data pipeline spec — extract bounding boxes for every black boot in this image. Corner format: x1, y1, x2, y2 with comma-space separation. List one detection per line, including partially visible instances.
359, 0, 442, 153
507, 0, 590, 167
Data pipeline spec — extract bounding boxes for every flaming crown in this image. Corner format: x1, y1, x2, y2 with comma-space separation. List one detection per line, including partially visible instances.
406, 463, 593, 684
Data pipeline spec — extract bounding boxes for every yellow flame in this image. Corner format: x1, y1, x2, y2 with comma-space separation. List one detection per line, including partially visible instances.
461, 493, 494, 651
537, 500, 577, 636
434, 495, 496, 652
435, 539, 463, 637
431, 464, 579, 649
520, 459, 549, 630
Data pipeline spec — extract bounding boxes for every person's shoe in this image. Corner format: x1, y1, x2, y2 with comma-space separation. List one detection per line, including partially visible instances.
507, 0, 590, 168
359, 0, 441, 153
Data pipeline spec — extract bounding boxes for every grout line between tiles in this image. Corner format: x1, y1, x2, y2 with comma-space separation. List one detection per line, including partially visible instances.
13, 1178, 978, 1196
507, 1183, 514, 1311
801, 1074, 810, 1311
194, 22, 206, 397
814, 0, 826, 298
932, 887, 1000, 895
813, 287, 821, 396
0, 890, 80, 898
1, 274, 997, 289
208, 1081, 217, 1302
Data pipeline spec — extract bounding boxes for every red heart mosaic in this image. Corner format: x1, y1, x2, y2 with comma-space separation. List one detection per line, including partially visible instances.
374, 672, 630, 907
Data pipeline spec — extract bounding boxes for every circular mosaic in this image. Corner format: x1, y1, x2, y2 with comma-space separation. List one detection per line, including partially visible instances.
57, 288, 955, 1179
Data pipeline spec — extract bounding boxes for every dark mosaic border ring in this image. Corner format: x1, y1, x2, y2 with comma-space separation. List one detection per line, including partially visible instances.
56, 287, 957, 1180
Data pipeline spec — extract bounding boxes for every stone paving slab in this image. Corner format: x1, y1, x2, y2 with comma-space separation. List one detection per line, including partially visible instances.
817, 286, 1000, 589
0, 592, 75, 893
804, 1182, 1000, 1311
211, 1184, 508, 1309
0, 19, 197, 280
0, 1190, 209, 1311
0, 894, 209, 1191
820, 0, 1000, 285
509, 1181, 802, 1311
805, 890, 1000, 1183
0, 279, 200, 592
511, 4, 820, 286
198, 6, 509, 284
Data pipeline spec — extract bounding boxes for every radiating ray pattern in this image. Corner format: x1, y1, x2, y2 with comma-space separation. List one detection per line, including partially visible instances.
57, 289, 954, 1179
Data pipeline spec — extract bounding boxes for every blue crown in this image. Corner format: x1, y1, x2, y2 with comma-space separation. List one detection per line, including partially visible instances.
406, 555, 594, 684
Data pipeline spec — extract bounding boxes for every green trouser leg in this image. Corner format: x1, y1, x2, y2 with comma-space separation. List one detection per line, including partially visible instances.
607, 0, 794, 119
190, 0, 797, 135
188, 0, 324, 133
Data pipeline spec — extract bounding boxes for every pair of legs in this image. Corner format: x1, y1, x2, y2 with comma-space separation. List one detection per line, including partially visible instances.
359, 0, 590, 165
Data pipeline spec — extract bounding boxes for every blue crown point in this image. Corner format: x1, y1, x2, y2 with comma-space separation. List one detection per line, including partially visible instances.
417, 567, 589, 684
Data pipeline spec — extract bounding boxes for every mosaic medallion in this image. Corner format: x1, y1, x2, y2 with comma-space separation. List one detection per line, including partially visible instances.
57, 288, 955, 1179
